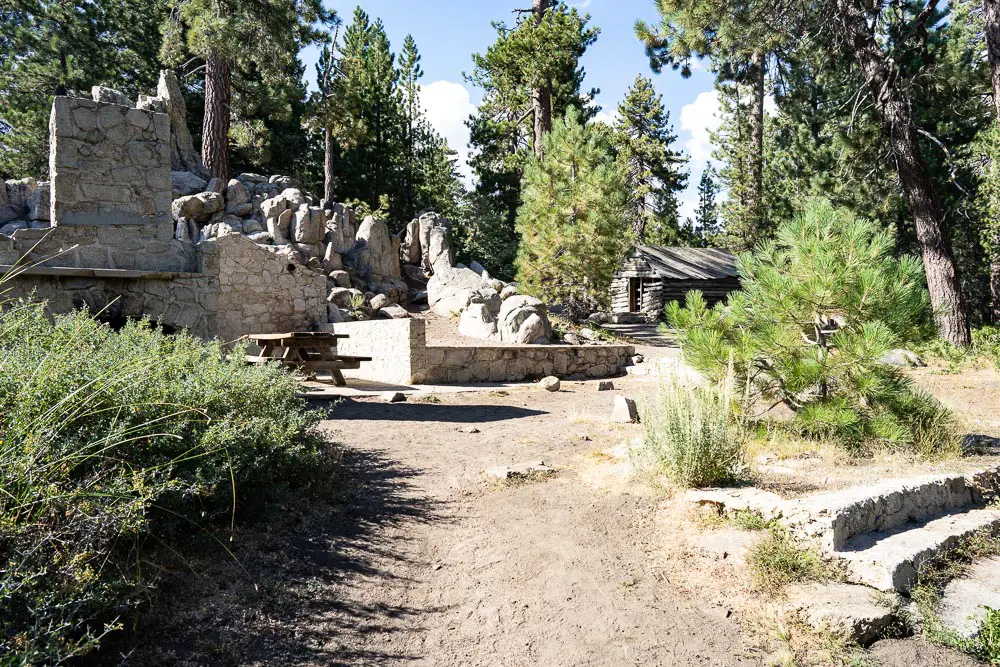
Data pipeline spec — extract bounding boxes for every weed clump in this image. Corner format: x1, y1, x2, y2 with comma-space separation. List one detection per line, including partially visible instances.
746, 526, 832, 594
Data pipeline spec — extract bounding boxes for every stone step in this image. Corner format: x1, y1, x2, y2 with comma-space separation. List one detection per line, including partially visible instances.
936, 556, 1000, 639
835, 507, 1000, 592
787, 466, 1000, 551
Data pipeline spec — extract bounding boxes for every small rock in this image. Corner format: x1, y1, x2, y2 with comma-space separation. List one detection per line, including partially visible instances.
91, 85, 130, 106
381, 391, 406, 403
484, 460, 555, 481
459, 426, 481, 434
597, 380, 614, 391
378, 304, 411, 319
610, 396, 639, 423
539, 376, 561, 392
631, 354, 644, 365
562, 333, 581, 345
579, 327, 599, 341
370, 293, 390, 311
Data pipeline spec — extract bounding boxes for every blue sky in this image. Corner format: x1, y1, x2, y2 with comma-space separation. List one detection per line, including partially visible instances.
302, 0, 723, 220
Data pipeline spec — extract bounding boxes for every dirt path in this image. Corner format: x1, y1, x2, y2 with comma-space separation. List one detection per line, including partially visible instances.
310, 387, 758, 666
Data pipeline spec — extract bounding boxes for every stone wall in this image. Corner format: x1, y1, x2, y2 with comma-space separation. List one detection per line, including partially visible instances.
50, 96, 172, 226
333, 318, 634, 385
0, 269, 217, 338
336, 318, 429, 385
213, 234, 327, 342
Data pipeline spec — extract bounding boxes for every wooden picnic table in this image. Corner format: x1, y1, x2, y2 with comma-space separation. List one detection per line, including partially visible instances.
245, 331, 371, 386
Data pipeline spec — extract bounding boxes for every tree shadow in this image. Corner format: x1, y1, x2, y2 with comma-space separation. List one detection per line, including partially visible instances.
325, 398, 547, 423
98, 445, 449, 666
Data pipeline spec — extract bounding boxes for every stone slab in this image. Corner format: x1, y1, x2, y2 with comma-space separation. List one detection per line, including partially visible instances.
936, 556, 1000, 639
783, 582, 899, 646
837, 508, 1000, 592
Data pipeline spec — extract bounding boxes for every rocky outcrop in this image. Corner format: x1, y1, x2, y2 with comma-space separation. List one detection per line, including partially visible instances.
356, 216, 399, 279
498, 295, 551, 344
157, 70, 209, 179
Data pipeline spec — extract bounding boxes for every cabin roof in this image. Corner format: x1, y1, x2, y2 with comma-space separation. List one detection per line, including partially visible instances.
630, 245, 741, 281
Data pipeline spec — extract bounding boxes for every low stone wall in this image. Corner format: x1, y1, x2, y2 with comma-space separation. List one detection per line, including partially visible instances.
336, 318, 429, 385
213, 234, 327, 342
333, 318, 634, 385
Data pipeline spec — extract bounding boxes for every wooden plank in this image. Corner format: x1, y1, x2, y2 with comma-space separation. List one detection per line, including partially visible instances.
247, 332, 349, 342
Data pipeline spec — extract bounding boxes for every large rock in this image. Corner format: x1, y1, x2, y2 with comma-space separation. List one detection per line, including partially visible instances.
935, 556, 1000, 640
497, 295, 551, 344
325, 203, 358, 254
784, 582, 900, 647
357, 215, 399, 279
91, 85, 130, 106
399, 219, 421, 265
458, 302, 498, 340
427, 267, 485, 317
225, 178, 250, 206
171, 171, 208, 198
171, 191, 223, 222
158, 70, 208, 178
418, 212, 454, 274
3, 178, 37, 224
610, 396, 639, 423
29, 181, 49, 222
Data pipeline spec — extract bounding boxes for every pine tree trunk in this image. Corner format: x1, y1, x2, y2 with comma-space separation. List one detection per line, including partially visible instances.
984, 0, 1000, 322
531, 0, 552, 160
202, 53, 231, 182
837, 0, 970, 346
324, 126, 335, 203
746, 51, 766, 240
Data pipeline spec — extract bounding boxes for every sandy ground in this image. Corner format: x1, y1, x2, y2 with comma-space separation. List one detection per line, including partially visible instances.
106, 339, 1000, 666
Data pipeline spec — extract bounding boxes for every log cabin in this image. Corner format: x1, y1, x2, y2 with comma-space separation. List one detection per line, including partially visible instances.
609, 245, 741, 318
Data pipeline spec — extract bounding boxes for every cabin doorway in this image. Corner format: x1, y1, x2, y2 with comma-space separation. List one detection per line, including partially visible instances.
628, 277, 640, 312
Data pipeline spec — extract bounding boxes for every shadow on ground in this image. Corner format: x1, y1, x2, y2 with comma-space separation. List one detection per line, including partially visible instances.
602, 322, 677, 347
99, 445, 446, 666
325, 398, 547, 423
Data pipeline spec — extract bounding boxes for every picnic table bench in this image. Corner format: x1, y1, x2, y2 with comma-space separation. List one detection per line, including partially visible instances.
245, 331, 371, 386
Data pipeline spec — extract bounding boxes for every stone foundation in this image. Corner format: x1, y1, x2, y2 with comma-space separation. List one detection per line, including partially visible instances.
334, 318, 634, 385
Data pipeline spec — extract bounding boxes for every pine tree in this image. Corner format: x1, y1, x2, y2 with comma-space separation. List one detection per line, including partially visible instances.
160, 0, 333, 180
398, 35, 423, 217
667, 200, 949, 452
467, 2, 599, 232
515, 107, 633, 316
611, 75, 688, 244
693, 165, 721, 246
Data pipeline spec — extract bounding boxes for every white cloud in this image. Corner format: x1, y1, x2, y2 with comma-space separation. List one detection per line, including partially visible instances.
419, 80, 476, 184
592, 109, 617, 126
678, 198, 698, 223
679, 90, 722, 163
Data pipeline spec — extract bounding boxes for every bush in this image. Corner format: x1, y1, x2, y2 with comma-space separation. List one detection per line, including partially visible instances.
0, 301, 327, 663
666, 200, 955, 455
635, 369, 747, 487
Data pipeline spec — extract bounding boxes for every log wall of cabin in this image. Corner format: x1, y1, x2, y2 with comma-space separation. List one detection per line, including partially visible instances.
610, 274, 740, 315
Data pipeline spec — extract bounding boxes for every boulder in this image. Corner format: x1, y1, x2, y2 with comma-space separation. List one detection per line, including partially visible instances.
327, 303, 344, 324
225, 179, 250, 206
399, 219, 421, 264
171, 191, 223, 222
329, 270, 351, 288
236, 173, 269, 184
29, 181, 49, 222
469, 260, 487, 275
3, 178, 36, 224
497, 295, 552, 344
270, 175, 301, 191
474, 288, 502, 318
279, 187, 306, 207
158, 70, 209, 178
356, 216, 399, 279
246, 231, 272, 244
539, 376, 561, 392
325, 203, 358, 254
91, 85, 130, 106
879, 349, 926, 368
381, 391, 407, 403
136, 94, 167, 113
291, 206, 326, 245
171, 171, 207, 198
427, 267, 485, 317
458, 302, 498, 340
610, 396, 639, 423
205, 177, 225, 194
267, 208, 293, 245
500, 284, 519, 300
322, 243, 343, 271
242, 218, 265, 234
370, 293, 391, 311
328, 287, 365, 309
378, 304, 411, 319
418, 212, 454, 274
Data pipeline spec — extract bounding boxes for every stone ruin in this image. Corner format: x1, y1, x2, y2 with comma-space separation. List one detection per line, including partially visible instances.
0, 74, 553, 345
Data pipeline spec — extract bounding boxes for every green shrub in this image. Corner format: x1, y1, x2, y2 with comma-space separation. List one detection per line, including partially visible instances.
0, 300, 327, 663
635, 370, 747, 487
666, 200, 955, 455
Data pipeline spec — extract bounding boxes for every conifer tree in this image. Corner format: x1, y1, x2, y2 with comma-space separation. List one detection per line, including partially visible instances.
515, 108, 633, 316
667, 200, 949, 452
612, 75, 688, 244
693, 165, 721, 246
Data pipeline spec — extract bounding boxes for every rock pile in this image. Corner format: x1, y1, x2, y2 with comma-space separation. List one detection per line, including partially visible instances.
0, 178, 50, 235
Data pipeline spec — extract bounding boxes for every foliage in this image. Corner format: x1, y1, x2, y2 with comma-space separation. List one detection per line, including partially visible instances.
690, 164, 721, 246
635, 367, 748, 487
746, 526, 833, 594
610, 75, 688, 245
514, 107, 632, 316
666, 200, 955, 454
0, 0, 167, 179
466, 1, 599, 253
0, 301, 327, 663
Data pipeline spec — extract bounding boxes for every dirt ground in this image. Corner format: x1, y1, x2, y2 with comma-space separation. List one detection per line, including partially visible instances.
110, 343, 1000, 666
